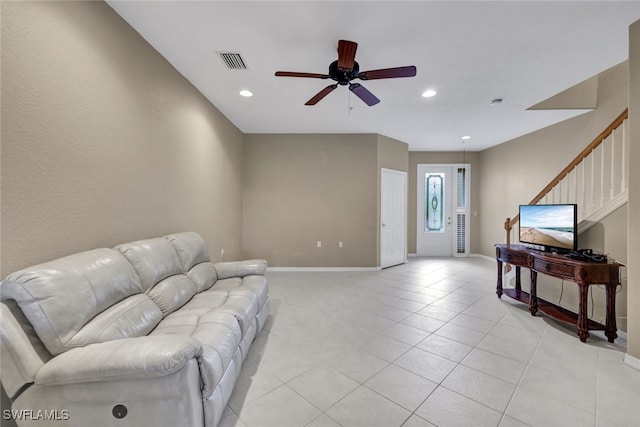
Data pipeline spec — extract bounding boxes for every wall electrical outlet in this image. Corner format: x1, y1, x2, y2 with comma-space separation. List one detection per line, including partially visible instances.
221, 249, 225, 260
317, 241, 322, 248
339, 241, 343, 248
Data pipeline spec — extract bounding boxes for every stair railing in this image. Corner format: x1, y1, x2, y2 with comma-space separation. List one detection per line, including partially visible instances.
505, 109, 629, 245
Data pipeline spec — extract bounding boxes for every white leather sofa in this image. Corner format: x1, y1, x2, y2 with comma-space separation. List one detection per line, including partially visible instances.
0, 232, 269, 427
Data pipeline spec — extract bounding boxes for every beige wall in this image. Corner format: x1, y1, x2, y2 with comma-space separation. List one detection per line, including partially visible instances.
242, 134, 408, 268
0, 1, 245, 277
627, 20, 640, 361
408, 151, 481, 254
243, 134, 379, 267
377, 135, 410, 172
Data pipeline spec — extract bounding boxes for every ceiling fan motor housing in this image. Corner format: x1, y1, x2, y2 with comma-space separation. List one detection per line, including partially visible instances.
329, 60, 359, 85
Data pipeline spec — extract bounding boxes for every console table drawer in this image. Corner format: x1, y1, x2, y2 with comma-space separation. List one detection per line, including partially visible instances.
501, 252, 529, 265
498, 249, 529, 265
533, 258, 574, 279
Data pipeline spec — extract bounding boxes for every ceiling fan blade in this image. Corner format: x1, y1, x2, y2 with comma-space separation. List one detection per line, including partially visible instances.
349, 83, 380, 106
275, 71, 330, 79
337, 40, 358, 71
358, 66, 417, 80
305, 84, 338, 105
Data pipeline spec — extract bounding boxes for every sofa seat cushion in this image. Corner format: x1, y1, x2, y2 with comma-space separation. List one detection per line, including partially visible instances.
180, 288, 259, 337
151, 310, 240, 399
214, 276, 268, 311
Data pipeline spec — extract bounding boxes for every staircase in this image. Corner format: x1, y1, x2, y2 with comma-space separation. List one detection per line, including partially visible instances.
504, 109, 629, 244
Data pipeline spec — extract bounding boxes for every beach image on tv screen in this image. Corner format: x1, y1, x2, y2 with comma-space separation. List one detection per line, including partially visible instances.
519, 205, 575, 249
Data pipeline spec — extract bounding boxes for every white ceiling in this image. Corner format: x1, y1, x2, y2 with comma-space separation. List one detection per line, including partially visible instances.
106, 1, 640, 151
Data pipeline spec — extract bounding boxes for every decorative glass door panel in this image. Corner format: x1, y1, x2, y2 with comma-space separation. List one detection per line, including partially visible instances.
425, 173, 445, 233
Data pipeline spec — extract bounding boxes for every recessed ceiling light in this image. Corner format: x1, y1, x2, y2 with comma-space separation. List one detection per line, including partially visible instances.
461, 135, 471, 140
422, 89, 437, 98
239, 90, 253, 97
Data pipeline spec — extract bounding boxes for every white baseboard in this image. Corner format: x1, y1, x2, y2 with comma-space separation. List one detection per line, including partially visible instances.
407, 253, 494, 261
624, 353, 640, 371
268, 254, 497, 271
469, 253, 495, 262
267, 266, 381, 272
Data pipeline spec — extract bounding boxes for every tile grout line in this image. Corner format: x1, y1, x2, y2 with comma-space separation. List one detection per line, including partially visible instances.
499, 322, 549, 427
237, 260, 632, 427
398, 305, 501, 426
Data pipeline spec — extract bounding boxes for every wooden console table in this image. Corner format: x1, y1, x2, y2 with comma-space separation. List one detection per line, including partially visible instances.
495, 244, 622, 343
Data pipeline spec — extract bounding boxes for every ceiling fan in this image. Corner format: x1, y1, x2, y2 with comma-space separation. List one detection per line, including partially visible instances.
275, 40, 417, 106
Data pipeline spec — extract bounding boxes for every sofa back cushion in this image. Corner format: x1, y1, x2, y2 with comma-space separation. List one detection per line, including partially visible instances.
115, 236, 199, 317
0, 249, 162, 356
165, 232, 217, 293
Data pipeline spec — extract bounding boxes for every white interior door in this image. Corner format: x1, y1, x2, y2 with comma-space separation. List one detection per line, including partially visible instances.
417, 165, 454, 256
381, 169, 407, 268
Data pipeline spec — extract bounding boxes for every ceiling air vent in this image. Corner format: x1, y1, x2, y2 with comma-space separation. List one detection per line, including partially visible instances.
218, 52, 247, 70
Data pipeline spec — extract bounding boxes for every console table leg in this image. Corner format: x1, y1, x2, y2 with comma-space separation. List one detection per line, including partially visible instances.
605, 283, 618, 343
496, 260, 503, 298
529, 270, 538, 315
577, 283, 589, 343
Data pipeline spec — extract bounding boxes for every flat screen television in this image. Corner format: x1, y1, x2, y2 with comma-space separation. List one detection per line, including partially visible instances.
519, 204, 578, 253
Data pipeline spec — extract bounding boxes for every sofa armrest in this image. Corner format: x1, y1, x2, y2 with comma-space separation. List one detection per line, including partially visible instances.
35, 335, 202, 386
1, 301, 52, 398
214, 259, 267, 279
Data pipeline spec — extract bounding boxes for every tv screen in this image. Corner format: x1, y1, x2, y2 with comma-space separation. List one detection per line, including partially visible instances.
519, 204, 577, 252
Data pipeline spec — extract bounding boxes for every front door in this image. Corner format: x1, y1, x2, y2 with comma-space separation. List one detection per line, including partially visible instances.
417, 165, 453, 256
416, 164, 471, 257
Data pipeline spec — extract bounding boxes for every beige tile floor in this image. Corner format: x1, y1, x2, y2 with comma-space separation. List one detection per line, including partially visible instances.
221, 257, 640, 427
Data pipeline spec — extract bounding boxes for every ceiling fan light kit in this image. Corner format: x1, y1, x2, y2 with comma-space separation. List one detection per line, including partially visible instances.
275, 39, 417, 106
